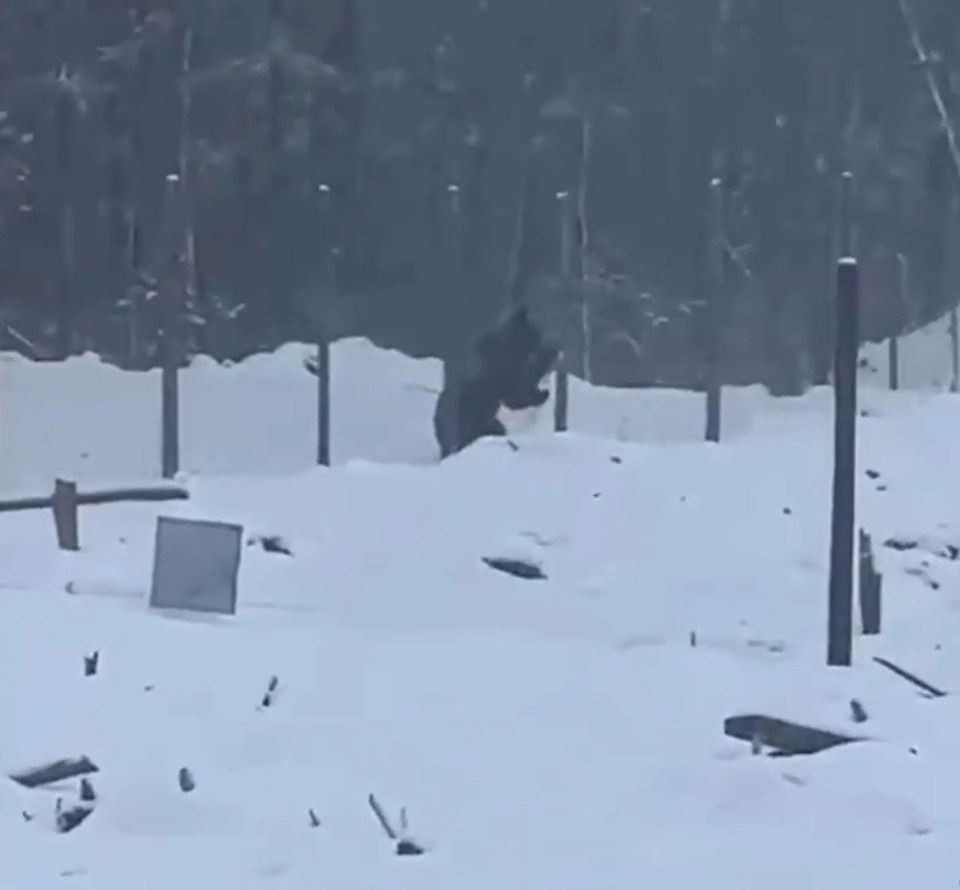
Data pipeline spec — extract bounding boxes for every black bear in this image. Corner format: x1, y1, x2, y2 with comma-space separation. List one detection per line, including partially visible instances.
434, 304, 558, 459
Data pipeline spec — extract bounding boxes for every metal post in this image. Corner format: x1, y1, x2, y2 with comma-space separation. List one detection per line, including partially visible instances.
890, 253, 907, 391
316, 183, 333, 467
827, 246, 859, 667
439, 184, 462, 452
160, 174, 183, 479
554, 191, 571, 433
705, 177, 725, 442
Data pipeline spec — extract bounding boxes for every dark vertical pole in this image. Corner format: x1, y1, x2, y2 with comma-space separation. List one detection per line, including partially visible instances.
951, 305, 960, 392
827, 172, 859, 667
316, 183, 332, 467
55, 91, 76, 359
445, 182, 462, 371
439, 184, 462, 451
554, 190, 571, 433
813, 164, 835, 385
838, 170, 855, 257
890, 253, 906, 391
125, 156, 144, 366
59, 195, 76, 358
317, 253, 333, 467
952, 199, 960, 393
160, 174, 183, 480
705, 177, 725, 442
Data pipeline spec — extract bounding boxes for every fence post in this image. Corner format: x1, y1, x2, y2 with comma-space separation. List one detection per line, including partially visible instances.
838, 169, 855, 257
316, 183, 333, 467
159, 173, 184, 480
705, 177, 725, 442
950, 306, 960, 393
890, 253, 907, 391
554, 190, 571, 433
317, 252, 334, 468
55, 90, 76, 359
827, 172, 858, 668
438, 184, 463, 453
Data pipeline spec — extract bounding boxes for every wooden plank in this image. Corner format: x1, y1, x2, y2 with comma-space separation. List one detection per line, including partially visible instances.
0, 483, 188, 514
9, 755, 99, 788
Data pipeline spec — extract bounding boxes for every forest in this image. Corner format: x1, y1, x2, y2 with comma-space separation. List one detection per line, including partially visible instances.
1, 0, 959, 391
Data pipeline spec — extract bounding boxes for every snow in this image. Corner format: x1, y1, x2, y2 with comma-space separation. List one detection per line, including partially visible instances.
3, 323, 960, 887
0, 324, 949, 492
861, 309, 959, 391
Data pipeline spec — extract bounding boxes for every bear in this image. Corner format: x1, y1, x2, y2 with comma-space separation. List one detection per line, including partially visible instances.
434, 304, 558, 459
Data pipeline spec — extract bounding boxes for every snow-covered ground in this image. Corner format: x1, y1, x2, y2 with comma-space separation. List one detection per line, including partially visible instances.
3, 320, 960, 888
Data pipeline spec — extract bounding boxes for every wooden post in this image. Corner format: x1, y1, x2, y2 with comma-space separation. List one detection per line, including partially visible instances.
554, 191, 571, 433
52, 478, 79, 551
316, 184, 333, 467
827, 244, 859, 667
704, 177, 725, 442
159, 174, 184, 479
0, 482, 188, 516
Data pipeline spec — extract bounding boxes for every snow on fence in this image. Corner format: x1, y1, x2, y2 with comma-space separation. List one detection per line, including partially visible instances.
134, 171, 929, 481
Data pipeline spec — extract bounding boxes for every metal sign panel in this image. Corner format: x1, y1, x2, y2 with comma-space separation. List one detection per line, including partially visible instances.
149, 516, 243, 615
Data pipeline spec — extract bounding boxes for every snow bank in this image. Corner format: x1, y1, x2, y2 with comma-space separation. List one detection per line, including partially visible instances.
1, 330, 960, 887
